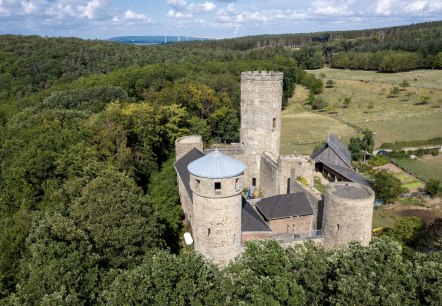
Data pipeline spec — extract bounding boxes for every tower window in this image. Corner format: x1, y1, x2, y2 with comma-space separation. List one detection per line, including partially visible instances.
252, 178, 256, 186
287, 178, 291, 194
272, 118, 276, 129
214, 182, 221, 190
336, 224, 340, 233
208, 228, 211, 236
235, 178, 240, 191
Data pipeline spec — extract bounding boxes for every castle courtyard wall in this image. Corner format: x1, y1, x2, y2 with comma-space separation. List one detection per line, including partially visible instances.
259, 153, 279, 197
267, 215, 313, 236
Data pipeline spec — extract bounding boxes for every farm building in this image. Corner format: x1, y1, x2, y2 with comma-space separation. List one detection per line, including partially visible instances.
312, 133, 371, 186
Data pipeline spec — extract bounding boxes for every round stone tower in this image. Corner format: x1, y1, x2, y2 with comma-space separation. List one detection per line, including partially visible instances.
188, 149, 245, 265
322, 182, 375, 250
175, 135, 203, 161
240, 71, 283, 188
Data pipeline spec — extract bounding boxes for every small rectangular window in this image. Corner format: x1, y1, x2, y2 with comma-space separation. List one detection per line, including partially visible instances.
272, 118, 276, 129
208, 228, 211, 236
215, 182, 221, 190
252, 178, 256, 186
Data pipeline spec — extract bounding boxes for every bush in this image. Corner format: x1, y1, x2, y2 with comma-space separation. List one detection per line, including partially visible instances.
343, 97, 352, 108
311, 96, 328, 110
399, 79, 410, 89
368, 155, 390, 166
384, 217, 425, 247
388, 86, 400, 98
425, 179, 440, 197
371, 169, 403, 203
325, 79, 336, 88
390, 149, 409, 159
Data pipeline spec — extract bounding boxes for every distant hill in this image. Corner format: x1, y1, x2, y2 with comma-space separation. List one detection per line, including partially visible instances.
109, 35, 211, 45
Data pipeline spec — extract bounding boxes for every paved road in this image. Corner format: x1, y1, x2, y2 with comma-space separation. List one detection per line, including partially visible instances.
373, 145, 442, 155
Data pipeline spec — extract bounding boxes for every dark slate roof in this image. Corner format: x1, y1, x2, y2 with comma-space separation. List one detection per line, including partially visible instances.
311, 133, 352, 168
255, 192, 314, 220
241, 197, 272, 232
322, 160, 371, 187
174, 148, 205, 201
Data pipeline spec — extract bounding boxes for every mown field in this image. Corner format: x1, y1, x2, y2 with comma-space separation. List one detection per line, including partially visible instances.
393, 155, 442, 182
280, 89, 358, 155
305, 68, 442, 147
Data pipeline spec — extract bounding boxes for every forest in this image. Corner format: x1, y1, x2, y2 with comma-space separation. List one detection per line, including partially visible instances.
191, 21, 442, 71
0, 21, 441, 305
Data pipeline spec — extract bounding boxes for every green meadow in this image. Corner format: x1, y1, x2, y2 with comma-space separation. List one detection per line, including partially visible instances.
281, 68, 442, 151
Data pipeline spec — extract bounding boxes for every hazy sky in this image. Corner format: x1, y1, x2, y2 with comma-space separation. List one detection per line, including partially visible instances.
0, 0, 441, 39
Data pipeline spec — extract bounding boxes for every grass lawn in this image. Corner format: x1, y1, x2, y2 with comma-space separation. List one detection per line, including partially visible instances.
280, 91, 358, 155
305, 68, 442, 148
309, 68, 442, 89
372, 207, 396, 229
359, 112, 442, 147
393, 155, 442, 182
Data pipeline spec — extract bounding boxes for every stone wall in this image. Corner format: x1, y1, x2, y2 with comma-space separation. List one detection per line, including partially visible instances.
259, 152, 279, 197
277, 155, 314, 194
322, 182, 375, 250
267, 215, 314, 235
240, 71, 283, 187
177, 178, 193, 221
175, 135, 203, 161
190, 173, 243, 265
175, 135, 204, 221
242, 232, 272, 243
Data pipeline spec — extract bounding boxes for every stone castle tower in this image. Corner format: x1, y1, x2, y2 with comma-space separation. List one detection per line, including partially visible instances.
175, 135, 203, 161
240, 71, 283, 188
322, 182, 375, 250
187, 150, 246, 265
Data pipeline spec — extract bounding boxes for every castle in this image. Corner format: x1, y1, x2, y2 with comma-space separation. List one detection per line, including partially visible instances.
174, 71, 375, 265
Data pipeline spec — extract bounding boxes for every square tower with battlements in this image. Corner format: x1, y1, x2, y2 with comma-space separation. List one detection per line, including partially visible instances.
240, 71, 283, 189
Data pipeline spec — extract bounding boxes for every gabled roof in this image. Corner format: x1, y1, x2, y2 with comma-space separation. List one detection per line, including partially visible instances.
322, 160, 371, 187
311, 133, 352, 168
188, 149, 246, 179
256, 192, 314, 220
241, 197, 272, 232
174, 148, 205, 200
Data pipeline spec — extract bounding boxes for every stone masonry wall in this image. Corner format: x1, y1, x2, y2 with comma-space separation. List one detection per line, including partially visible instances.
240, 71, 283, 188
175, 135, 203, 161
190, 174, 243, 265
175, 135, 204, 221
177, 177, 193, 221
279, 155, 314, 195
267, 215, 313, 235
322, 182, 375, 250
259, 153, 279, 197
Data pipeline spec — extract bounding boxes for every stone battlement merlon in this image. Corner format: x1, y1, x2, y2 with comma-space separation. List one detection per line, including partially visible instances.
241, 71, 283, 81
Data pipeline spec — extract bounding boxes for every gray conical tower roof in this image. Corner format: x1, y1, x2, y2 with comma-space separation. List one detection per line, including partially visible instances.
188, 149, 246, 179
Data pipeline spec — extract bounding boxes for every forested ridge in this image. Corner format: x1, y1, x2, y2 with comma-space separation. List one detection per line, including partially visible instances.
190, 20, 442, 71
0, 30, 441, 305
